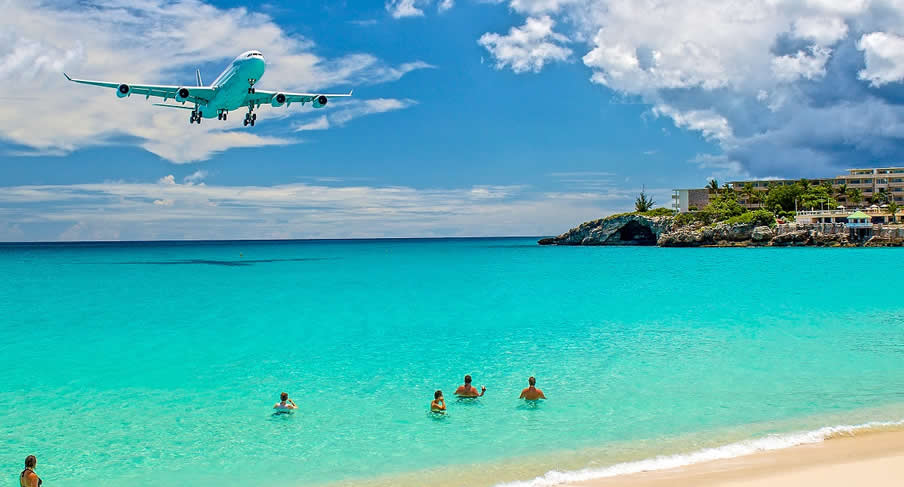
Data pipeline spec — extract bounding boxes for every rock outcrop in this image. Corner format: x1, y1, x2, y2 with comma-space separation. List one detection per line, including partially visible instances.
538, 214, 673, 246
541, 218, 904, 248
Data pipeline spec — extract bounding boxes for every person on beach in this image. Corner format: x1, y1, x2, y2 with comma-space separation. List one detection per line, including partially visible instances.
431, 390, 446, 412
455, 374, 486, 397
20, 455, 42, 487
519, 376, 546, 400
273, 392, 298, 412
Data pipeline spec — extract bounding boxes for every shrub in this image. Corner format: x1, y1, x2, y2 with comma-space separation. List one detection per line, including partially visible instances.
640, 208, 676, 217
724, 210, 776, 227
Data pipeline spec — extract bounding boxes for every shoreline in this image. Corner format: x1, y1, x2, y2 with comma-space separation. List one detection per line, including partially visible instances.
571, 428, 904, 487
320, 415, 904, 487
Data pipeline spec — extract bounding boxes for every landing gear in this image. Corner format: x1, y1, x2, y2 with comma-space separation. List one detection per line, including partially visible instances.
190, 110, 202, 124
243, 103, 257, 127
247, 78, 257, 94
217, 110, 228, 121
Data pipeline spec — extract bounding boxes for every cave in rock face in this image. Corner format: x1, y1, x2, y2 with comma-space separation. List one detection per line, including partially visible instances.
615, 220, 658, 245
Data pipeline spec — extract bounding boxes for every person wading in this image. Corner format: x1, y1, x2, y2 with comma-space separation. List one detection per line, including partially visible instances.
20, 455, 42, 487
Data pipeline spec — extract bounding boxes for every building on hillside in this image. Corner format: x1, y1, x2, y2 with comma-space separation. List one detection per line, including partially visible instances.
727, 167, 904, 209
671, 167, 904, 213
671, 188, 711, 213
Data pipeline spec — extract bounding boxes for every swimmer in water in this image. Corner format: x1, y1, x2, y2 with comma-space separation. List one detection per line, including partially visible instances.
273, 392, 298, 412
20, 455, 41, 487
519, 376, 546, 400
454, 374, 486, 397
431, 390, 446, 412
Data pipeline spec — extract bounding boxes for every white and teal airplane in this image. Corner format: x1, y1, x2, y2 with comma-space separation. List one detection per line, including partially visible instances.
64, 50, 352, 126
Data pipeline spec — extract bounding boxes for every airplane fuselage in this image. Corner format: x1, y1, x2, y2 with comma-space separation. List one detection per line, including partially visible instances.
197, 51, 266, 119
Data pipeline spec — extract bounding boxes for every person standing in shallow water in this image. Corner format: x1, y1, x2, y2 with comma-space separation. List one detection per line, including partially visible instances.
273, 392, 298, 412
519, 376, 546, 400
20, 455, 42, 487
455, 374, 486, 397
431, 390, 446, 412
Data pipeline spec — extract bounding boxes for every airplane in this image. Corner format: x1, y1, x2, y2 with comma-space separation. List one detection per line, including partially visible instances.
64, 50, 352, 126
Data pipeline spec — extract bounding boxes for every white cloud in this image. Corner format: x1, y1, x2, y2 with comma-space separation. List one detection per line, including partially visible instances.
792, 16, 849, 45
0, 0, 431, 163
771, 46, 831, 82
183, 170, 208, 184
386, 0, 425, 18
858, 32, 904, 87
478, 16, 572, 73
0, 179, 647, 241
158, 175, 176, 185
386, 0, 454, 18
294, 116, 331, 132
481, 0, 904, 177
294, 98, 417, 132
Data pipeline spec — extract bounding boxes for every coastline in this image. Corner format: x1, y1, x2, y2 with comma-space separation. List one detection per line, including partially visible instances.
571, 428, 904, 487
320, 414, 904, 487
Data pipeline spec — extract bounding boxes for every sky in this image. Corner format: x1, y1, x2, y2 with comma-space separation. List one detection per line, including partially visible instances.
5, 0, 904, 240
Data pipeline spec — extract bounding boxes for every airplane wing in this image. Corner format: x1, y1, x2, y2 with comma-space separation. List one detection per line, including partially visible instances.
244, 89, 353, 108
63, 73, 216, 105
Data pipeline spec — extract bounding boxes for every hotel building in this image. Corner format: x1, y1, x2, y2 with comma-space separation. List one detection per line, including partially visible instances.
672, 167, 904, 215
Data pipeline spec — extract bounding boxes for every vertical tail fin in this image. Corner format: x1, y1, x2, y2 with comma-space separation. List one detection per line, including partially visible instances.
196, 69, 203, 87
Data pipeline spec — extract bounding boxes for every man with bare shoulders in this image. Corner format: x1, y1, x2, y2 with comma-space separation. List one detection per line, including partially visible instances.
454, 374, 486, 397
519, 376, 546, 400
273, 392, 298, 412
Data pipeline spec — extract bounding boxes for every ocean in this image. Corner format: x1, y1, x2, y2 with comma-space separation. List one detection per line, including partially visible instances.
2, 238, 904, 487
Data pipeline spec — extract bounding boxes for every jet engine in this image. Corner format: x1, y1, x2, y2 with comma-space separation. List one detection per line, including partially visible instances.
271, 93, 287, 107
116, 84, 131, 98
312, 95, 328, 108
175, 87, 191, 102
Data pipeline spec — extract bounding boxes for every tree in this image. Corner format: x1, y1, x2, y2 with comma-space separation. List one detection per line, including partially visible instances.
635, 187, 655, 212
836, 183, 848, 204
741, 183, 759, 206
706, 179, 719, 193
872, 188, 891, 205
764, 183, 804, 212
847, 188, 863, 207
887, 200, 900, 224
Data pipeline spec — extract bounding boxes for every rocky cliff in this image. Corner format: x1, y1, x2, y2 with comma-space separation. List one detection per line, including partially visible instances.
538, 214, 673, 246
541, 219, 904, 247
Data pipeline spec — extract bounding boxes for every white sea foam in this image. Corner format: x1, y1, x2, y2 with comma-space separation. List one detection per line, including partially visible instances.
493, 419, 904, 487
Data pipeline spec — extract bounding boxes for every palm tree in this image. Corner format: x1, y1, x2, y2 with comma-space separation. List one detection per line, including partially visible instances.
706, 179, 719, 194
741, 183, 757, 207
836, 183, 848, 204
635, 187, 655, 212
887, 200, 900, 224
847, 188, 863, 208
872, 188, 890, 205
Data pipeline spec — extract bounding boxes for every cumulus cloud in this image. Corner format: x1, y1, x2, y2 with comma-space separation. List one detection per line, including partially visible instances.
0, 178, 650, 241
480, 0, 904, 178
479, 16, 572, 73
857, 32, 904, 86
0, 0, 431, 163
183, 170, 207, 184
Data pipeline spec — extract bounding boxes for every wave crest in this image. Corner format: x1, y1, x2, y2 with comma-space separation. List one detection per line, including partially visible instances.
494, 420, 904, 487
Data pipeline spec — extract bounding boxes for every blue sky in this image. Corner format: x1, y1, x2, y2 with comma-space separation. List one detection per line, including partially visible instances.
4, 0, 904, 240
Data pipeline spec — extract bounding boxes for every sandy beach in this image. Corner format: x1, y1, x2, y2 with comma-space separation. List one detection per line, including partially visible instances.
573, 429, 904, 487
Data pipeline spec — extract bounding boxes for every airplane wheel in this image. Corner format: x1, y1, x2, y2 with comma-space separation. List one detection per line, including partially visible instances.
243, 119, 248, 127
252, 114, 257, 120
190, 114, 194, 124
250, 119, 255, 127
223, 113, 227, 121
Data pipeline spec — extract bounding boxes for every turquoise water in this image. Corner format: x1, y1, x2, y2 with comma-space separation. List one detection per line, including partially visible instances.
2, 239, 904, 486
